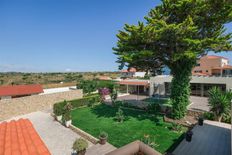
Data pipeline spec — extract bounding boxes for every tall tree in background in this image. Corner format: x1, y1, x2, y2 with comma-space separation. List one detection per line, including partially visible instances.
113, 0, 232, 119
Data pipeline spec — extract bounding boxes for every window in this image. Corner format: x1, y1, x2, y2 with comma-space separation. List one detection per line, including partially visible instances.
196, 63, 200, 66
206, 70, 208, 72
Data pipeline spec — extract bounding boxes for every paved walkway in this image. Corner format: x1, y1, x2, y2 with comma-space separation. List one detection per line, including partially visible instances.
6, 111, 116, 155
7, 111, 93, 155
188, 96, 209, 112
173, 120, 231, 155
115, 94, 210, 112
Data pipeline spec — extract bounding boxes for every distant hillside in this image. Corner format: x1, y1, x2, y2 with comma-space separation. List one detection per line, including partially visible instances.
0, 72, 120, 88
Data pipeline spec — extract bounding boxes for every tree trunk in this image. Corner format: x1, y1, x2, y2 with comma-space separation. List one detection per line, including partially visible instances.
170, 58, 195, 119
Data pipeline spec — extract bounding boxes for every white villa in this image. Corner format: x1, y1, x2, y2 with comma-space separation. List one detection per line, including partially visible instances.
150, 75, 232, 97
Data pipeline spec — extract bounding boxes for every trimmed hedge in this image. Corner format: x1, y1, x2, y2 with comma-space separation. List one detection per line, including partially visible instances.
69, 95, 100, 109
53, 95, 100, 115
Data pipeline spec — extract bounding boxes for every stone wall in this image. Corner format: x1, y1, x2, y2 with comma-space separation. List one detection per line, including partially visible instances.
0, 90, 83, 121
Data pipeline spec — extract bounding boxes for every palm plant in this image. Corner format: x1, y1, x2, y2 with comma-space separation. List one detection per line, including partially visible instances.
208, 87, 231, 122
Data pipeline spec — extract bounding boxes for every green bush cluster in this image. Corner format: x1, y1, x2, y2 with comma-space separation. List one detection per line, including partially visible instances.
69, 95, 100, 109
53, 100, 67, 116
72, 138, 88, 152
53, 95, 100, 116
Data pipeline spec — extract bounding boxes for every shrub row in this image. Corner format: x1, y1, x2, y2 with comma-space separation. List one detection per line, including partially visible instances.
53, 95, 100, 116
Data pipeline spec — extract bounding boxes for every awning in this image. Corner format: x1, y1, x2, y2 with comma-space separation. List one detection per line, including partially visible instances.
118, 80, 149, 86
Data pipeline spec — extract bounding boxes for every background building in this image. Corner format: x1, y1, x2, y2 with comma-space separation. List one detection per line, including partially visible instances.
150, 75, 232, 97
120, 68, 146, 79
192, 55, 232, 76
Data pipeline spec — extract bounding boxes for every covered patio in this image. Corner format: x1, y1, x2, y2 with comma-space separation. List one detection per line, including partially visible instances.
118, 80, 150, 96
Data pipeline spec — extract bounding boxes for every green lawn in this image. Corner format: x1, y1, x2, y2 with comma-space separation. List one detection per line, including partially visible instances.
71, 104, 186, 153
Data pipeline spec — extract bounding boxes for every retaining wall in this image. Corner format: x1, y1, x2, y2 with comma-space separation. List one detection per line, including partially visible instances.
0, 90, 83, 121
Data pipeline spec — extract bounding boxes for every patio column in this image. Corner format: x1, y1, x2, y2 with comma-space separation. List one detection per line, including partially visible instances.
201, 84, 204, 97
137, 85, 140, 101
126, 84, 128, 94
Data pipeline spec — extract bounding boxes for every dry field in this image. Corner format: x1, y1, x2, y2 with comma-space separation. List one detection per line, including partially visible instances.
0, 72, 120, 88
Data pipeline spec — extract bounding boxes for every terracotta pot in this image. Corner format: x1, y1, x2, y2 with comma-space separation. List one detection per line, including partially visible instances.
99, 137, 107, 145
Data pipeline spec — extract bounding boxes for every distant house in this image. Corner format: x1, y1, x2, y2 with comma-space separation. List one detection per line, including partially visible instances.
0, 84, 44, 100
120, 68, 146, 78
192, 55, 232, 76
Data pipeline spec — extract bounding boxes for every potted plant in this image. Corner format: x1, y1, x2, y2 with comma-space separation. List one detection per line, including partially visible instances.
53, 103, 64, 122
72, 138, 88, 155
198, 116, 204, 126
185, 130, 193, 142
99, 131, 108, 145
63, 112, 72, 127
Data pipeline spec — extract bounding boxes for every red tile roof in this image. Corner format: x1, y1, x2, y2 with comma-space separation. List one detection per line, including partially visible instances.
120, 67, 137, 73
0, 119, 51, 155
202, 55, 229, 60
118, 80, 149, 86
212, 65, 232, 70
0, 84, 43, 97
192, 73, 210, 76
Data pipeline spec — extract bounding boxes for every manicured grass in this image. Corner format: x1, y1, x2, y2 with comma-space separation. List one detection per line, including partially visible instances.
71, 104, 186, 153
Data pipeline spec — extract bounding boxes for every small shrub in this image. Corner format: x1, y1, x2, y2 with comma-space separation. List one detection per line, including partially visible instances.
169, 122, 183, 132
53, 102, 65, 116
147, 103, 160, 113
115, 107, 125, 123
98, 88, 110, 102
72, 138, 88, 152
110, 89, 118, 106
63, 101, 73, 113
87, 97, 96, 107
203, 112, 214, 120
63, 112, 71, 121
99, 131, 108, 139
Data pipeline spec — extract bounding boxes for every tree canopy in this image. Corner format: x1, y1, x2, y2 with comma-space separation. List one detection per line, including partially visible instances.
114, 0, 232, 71
114, 0, 232, 118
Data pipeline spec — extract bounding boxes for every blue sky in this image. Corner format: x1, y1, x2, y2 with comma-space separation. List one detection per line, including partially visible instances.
0, 0, 231, 72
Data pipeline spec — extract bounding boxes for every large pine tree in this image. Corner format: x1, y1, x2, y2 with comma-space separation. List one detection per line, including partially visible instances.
113, 0, 232, 119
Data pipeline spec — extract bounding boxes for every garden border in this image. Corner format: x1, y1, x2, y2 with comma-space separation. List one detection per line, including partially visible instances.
69, 124, 99, 144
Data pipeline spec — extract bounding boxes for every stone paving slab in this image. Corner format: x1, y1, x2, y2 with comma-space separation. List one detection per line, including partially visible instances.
173, 120, 231, 155
86, 143, 116, 155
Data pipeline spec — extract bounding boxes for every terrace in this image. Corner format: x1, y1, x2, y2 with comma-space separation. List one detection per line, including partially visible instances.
0, 92, 231, 155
